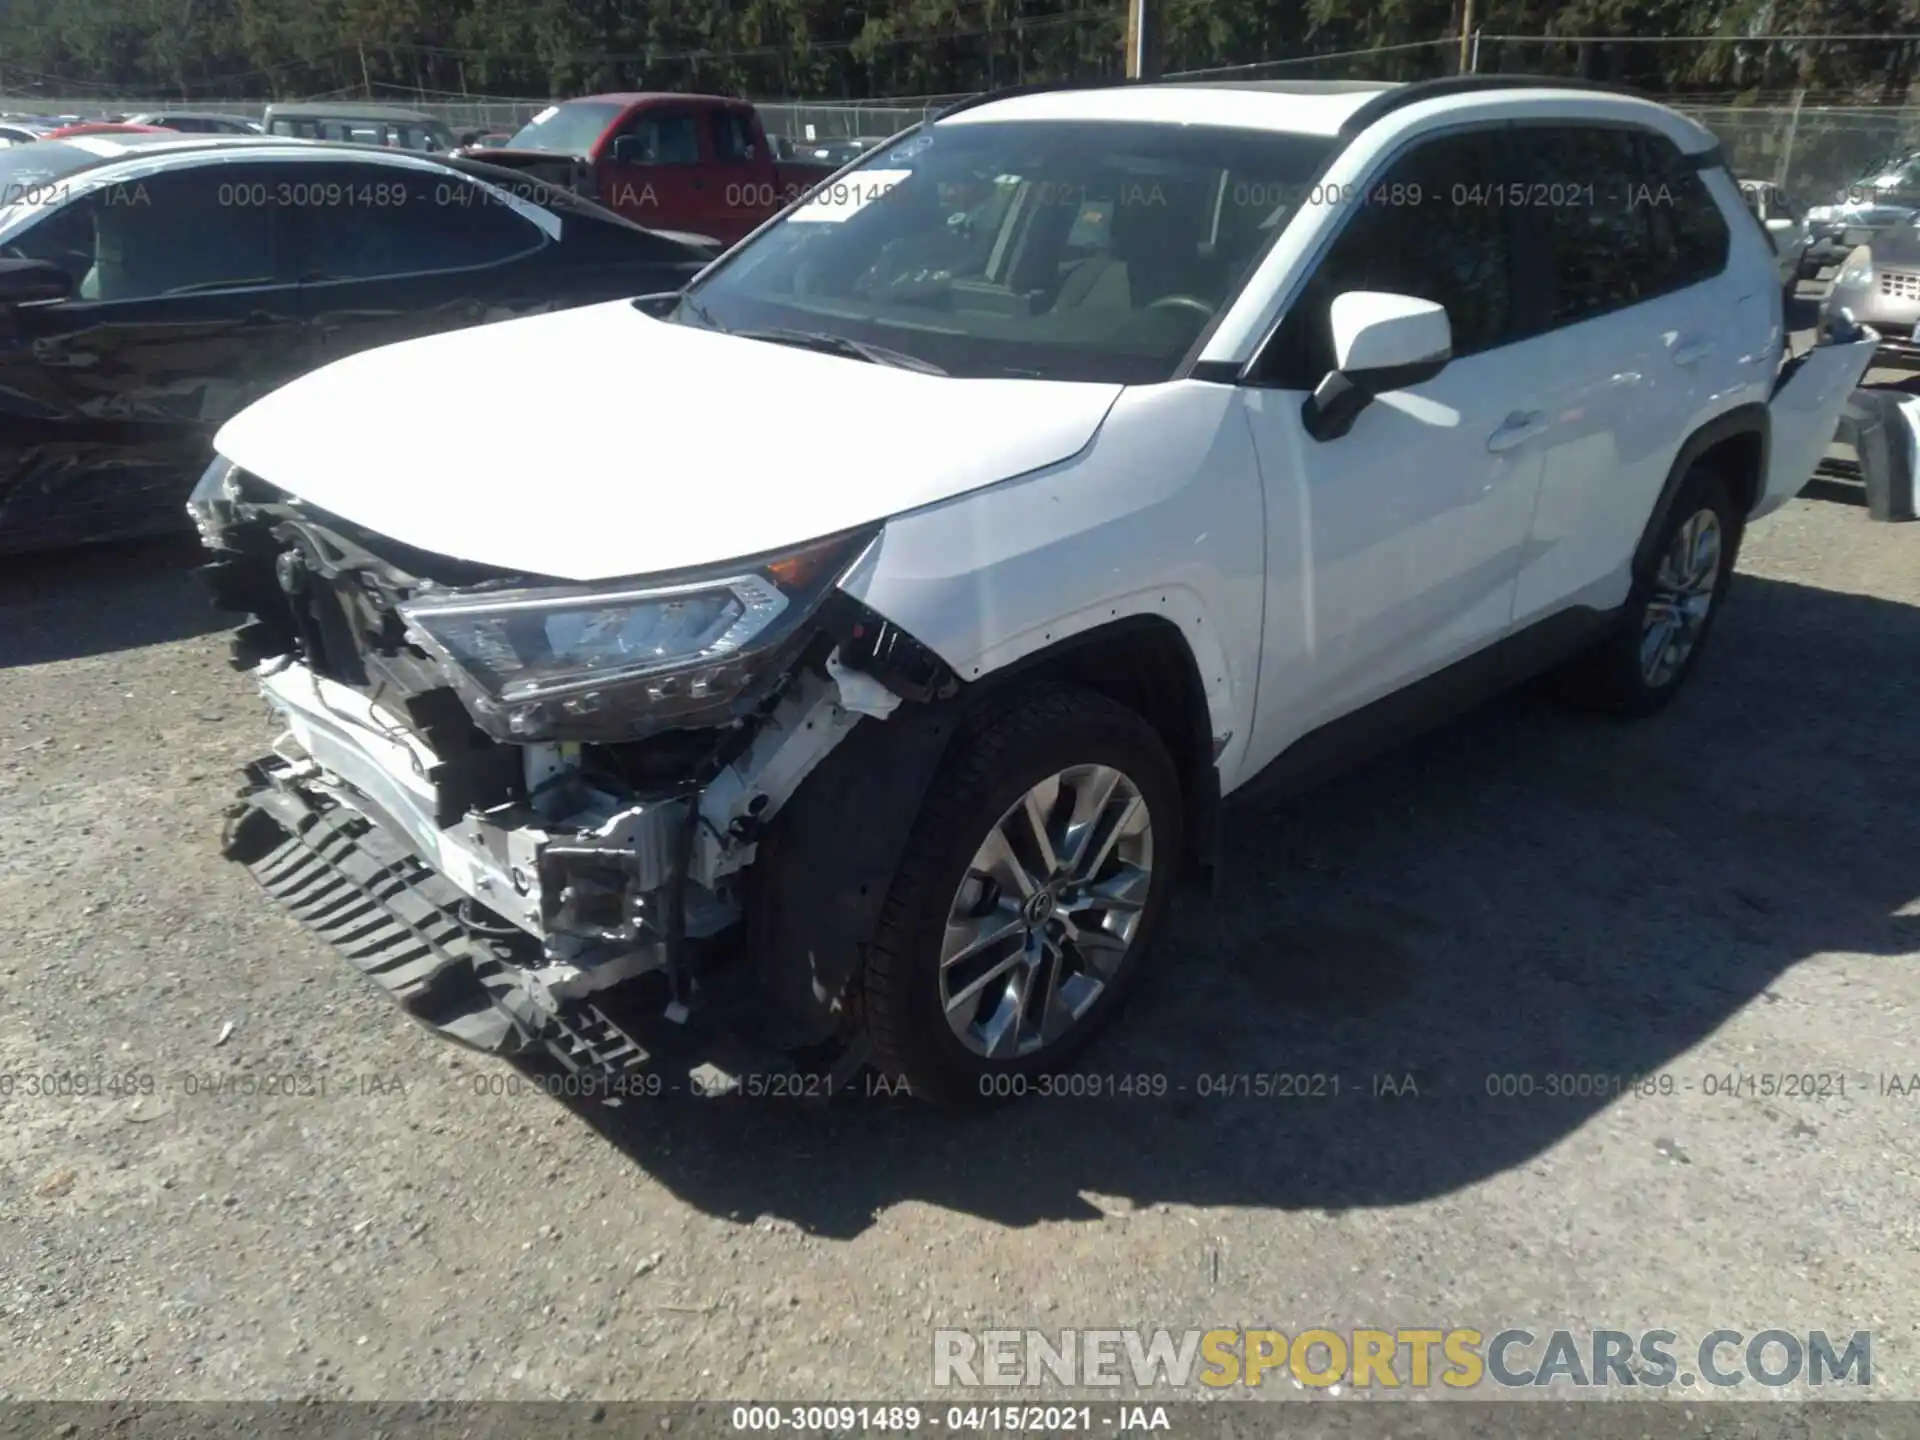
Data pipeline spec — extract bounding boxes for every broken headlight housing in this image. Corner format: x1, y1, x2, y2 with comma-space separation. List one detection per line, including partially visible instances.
398, 527, 877, 742
186, 454, 242, 549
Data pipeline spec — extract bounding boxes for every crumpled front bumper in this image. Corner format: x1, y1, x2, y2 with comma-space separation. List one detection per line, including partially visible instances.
225, 766, 637, 1067
225, 658, 808, 1090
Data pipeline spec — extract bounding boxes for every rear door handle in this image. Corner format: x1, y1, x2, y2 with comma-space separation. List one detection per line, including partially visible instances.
1673, 339, 1715, 367
1487, 409, 1546, 453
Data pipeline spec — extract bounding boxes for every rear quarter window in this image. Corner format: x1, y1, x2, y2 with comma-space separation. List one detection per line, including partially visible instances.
1636, 130, 1730, 291
1519, 123, 1731, 330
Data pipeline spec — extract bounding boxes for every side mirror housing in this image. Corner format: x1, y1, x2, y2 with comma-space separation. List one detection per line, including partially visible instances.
1302, 291, 1452, 442
610, 135, 646, 166
0, 258, 73, 307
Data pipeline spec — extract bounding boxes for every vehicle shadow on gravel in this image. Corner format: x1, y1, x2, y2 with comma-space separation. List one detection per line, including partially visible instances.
555, 572, 1920, 1238
0, 533, 221, 668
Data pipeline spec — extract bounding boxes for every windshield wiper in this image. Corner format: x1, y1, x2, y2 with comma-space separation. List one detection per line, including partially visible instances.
732, 327, 948, 376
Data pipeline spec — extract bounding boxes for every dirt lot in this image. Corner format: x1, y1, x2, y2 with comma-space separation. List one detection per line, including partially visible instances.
2, 401, 1917, 1402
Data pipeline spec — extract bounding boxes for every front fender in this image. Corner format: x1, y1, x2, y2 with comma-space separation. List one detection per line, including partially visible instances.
838, 381, 1266, 785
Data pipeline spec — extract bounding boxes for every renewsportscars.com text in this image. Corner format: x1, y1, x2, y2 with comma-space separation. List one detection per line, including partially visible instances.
932, 1327, 1872, 1391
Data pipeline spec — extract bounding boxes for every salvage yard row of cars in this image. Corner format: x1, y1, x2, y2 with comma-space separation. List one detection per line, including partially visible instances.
0, 75, 1899, 1102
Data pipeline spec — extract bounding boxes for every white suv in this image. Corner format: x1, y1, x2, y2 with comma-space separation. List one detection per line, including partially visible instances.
192, 75, 1875, 1103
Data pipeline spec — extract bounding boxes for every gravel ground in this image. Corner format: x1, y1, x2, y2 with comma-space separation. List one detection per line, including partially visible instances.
2, 356, 1916, 1406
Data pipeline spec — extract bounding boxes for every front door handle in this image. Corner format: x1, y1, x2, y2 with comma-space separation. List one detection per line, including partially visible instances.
1487, 409, 1546, 453
1673, 339, 1715, 367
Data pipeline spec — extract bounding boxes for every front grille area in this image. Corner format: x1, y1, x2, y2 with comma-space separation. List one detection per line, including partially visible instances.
1880, 269, 1920, 301
198, 488, 529, 820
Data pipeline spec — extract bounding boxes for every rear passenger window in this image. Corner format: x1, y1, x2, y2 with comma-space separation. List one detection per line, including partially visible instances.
1258, 129, 1519, 388
1523, 125, 1729, 328
286, 165, 544, 280
1636, 131, 1730, 292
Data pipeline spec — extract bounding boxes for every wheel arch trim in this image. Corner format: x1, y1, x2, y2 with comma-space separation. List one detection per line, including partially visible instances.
1633, 403, 1770, 580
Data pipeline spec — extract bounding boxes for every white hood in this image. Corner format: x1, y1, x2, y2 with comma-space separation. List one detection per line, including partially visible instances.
214, 301, 1124, 582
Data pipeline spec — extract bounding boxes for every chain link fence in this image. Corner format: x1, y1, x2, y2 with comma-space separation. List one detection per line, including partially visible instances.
1688, 102, 1920, 203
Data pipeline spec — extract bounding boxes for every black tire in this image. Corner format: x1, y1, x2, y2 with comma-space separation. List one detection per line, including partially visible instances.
858, 683, 1183, 1106
1557, 465, 1744, 718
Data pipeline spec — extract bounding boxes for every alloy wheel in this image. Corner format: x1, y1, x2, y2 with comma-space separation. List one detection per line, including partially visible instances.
937, 764, 1154, 1059
1640, 507, 1723, 688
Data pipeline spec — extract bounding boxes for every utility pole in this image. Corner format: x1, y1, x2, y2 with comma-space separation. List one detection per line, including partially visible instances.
1458, 0, 1475, 74
1777, 85, 1805, 192
1124, 0, 1161, 79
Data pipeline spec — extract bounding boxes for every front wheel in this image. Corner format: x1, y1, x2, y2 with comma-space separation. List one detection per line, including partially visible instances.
858, 685, 1183, 1105
1558, 465, 1742, 718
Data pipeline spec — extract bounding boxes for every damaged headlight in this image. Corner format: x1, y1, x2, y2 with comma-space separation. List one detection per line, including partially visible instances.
398, 526, 876, 741
186, 454, 241, 548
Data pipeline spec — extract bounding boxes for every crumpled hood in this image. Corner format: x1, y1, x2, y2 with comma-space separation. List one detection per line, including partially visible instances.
214, 301, 1123, 582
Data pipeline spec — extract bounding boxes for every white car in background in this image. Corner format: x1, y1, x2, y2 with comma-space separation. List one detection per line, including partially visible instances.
192, 75, 1877, 1104
1740, 178, 1813, 291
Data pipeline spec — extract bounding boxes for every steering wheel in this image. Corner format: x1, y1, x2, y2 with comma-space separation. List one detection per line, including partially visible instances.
1146, 294, 1217, 318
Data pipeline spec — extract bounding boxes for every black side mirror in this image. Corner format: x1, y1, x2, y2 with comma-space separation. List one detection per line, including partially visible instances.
0, 258, 73, 307
610, 135, 646, 165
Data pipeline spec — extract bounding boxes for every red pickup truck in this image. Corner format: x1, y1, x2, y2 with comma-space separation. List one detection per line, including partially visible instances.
470, 93, 843, 245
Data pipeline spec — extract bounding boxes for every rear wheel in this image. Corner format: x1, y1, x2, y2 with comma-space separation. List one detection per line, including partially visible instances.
858, 685, 1182, 1105
1559, 466, 1742, 718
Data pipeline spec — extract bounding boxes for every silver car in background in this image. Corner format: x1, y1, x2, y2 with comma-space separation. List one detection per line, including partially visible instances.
1824, 224, 1920, 367
1804, 153, 1920, 271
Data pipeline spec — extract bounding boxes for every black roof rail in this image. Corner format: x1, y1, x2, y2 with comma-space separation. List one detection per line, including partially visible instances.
1337, 73, 1653, 136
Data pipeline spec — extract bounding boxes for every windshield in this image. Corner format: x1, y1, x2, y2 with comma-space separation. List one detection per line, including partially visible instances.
508, 102, 627, 156
678, 119, 1335, 383
0, 141, 104, 232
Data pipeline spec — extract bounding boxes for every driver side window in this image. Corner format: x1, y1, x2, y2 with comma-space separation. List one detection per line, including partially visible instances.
617, 112, 702, 165
1255, 128, 1520, 389
8, 164, 281, 302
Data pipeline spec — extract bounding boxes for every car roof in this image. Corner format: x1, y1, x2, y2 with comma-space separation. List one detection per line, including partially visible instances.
559, 92, 744, 107
52, 133, 372, 159
941, 75, 1712, 147
125, 109, 257, 121
29, 135, 465, 182
263, 102, 441, 121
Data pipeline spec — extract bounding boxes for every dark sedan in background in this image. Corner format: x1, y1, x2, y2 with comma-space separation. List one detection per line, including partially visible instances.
0, 134, 718, 552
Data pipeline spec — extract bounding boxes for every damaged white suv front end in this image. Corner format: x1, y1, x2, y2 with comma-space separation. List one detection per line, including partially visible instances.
192, 453, 967, 1078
